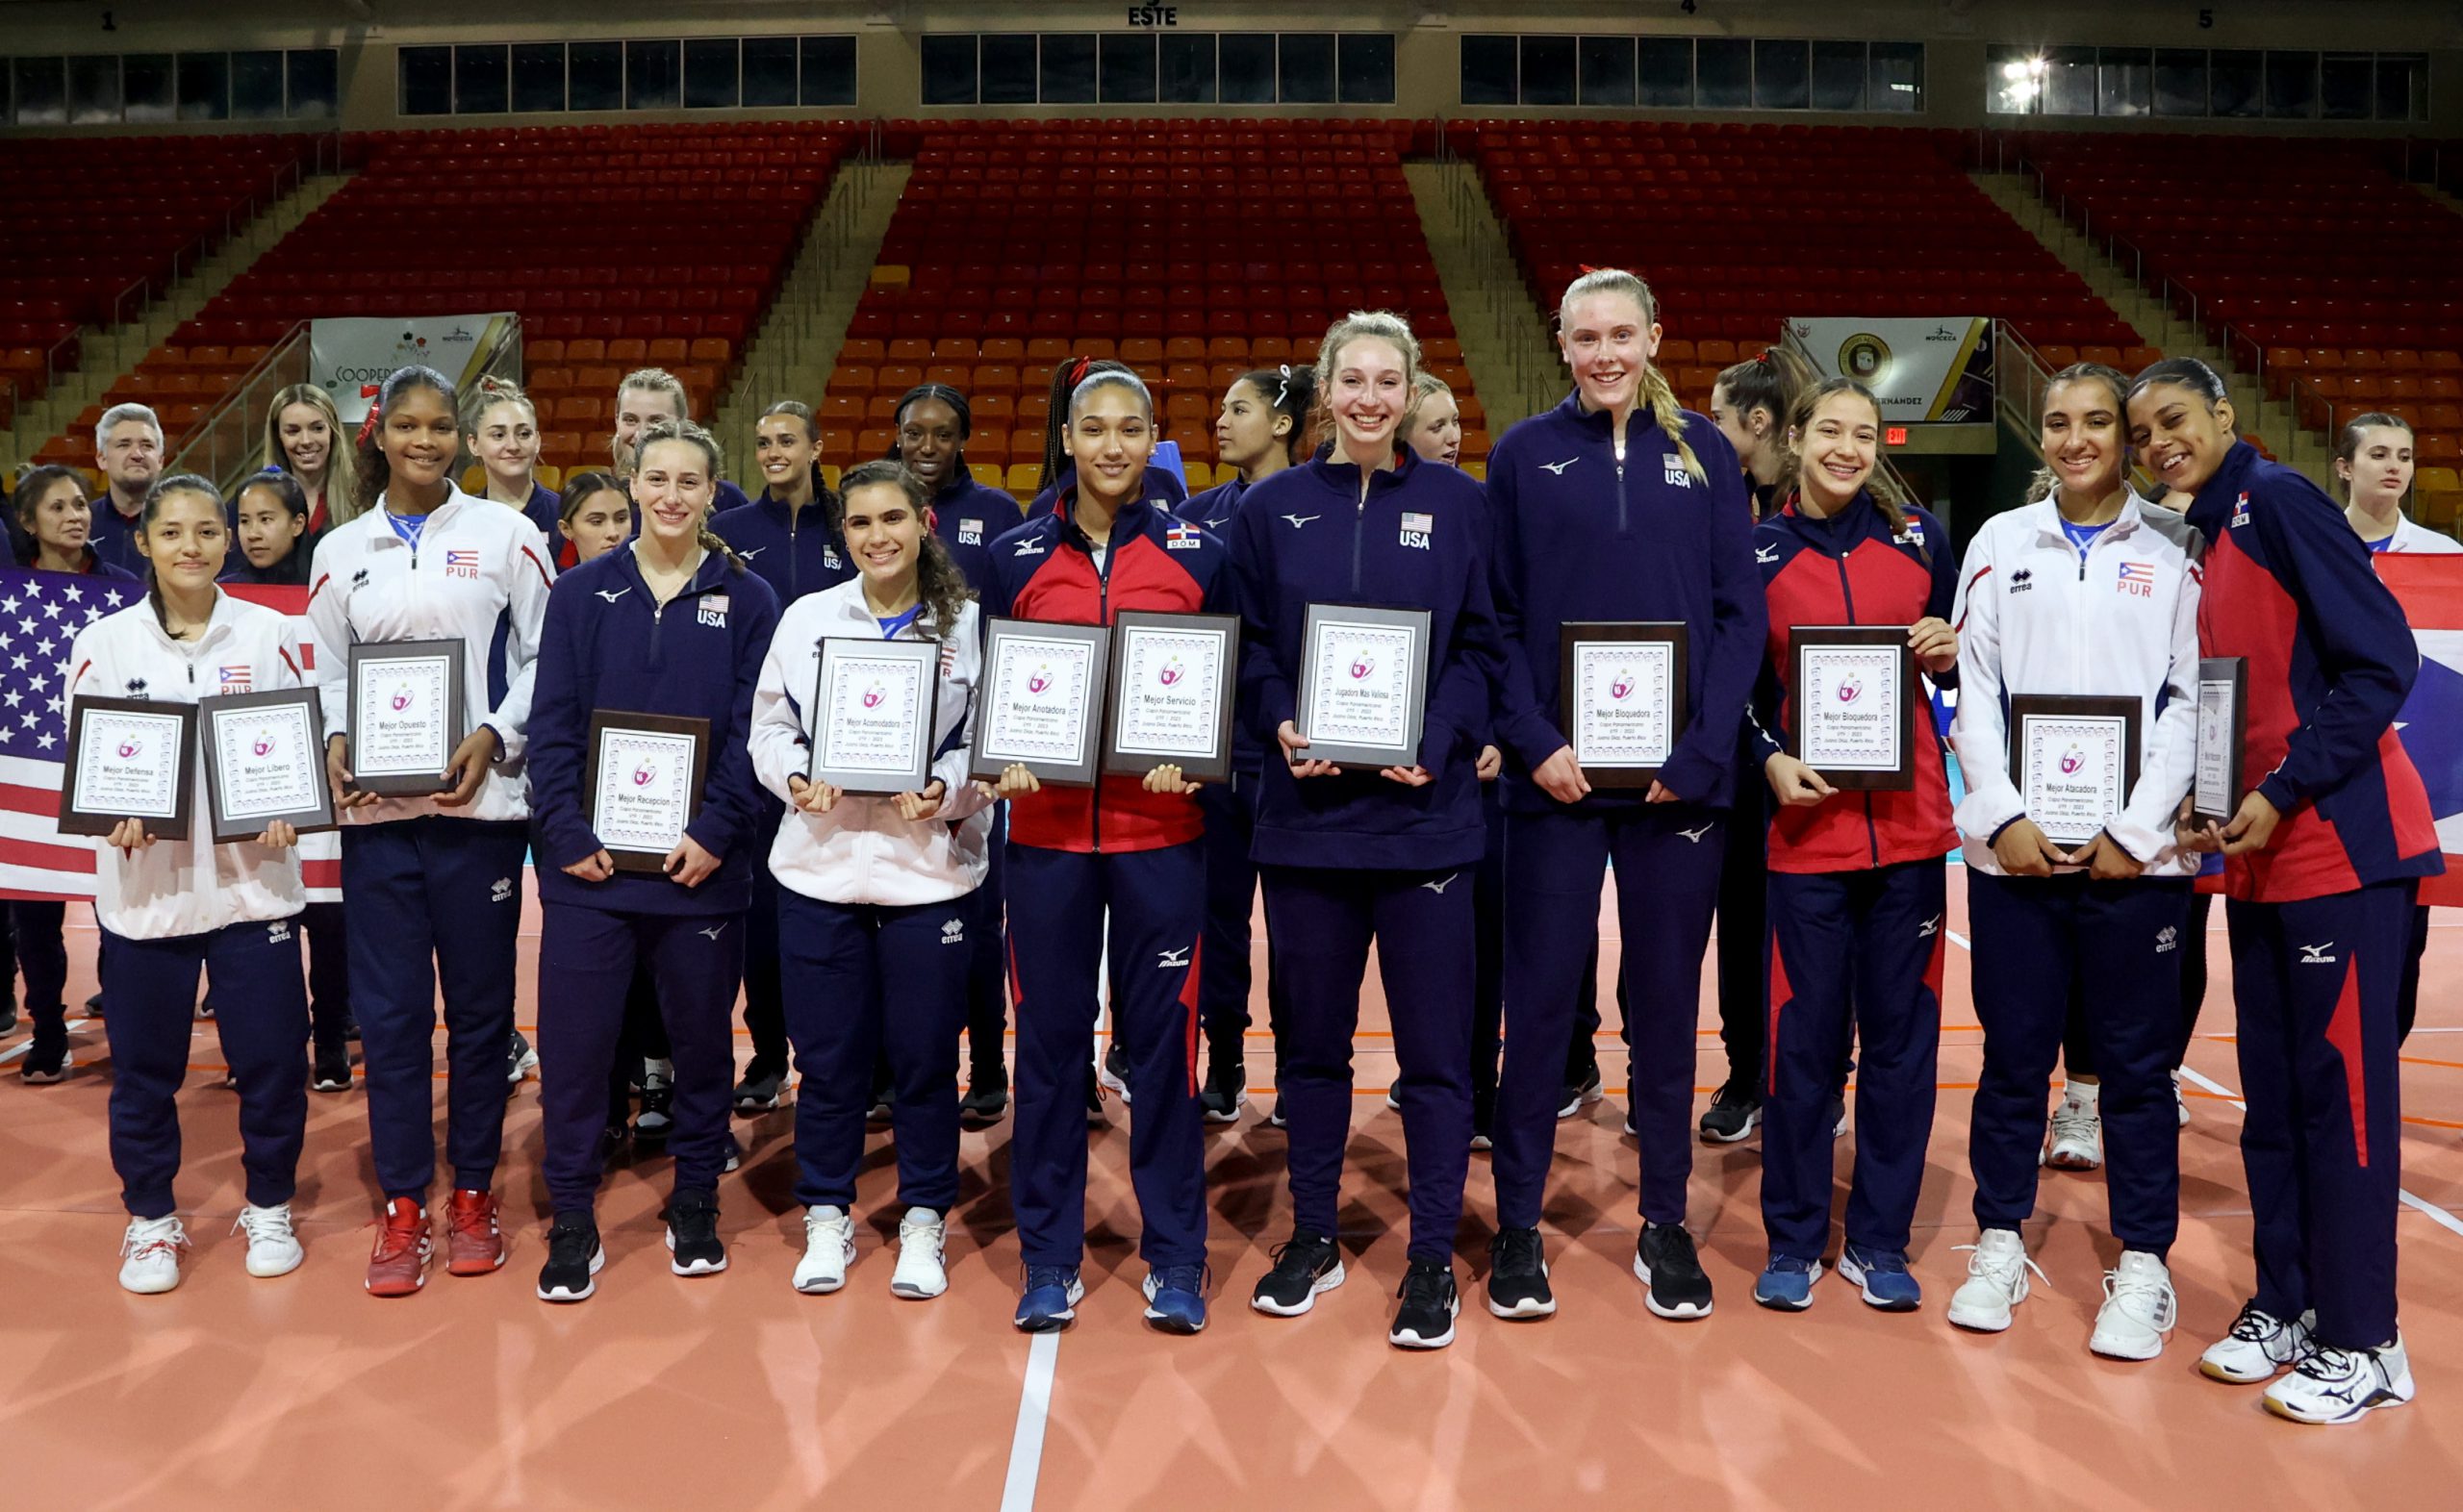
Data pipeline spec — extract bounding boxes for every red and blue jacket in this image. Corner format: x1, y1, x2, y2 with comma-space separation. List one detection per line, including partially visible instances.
927, 471, 1024, 593
1227, 448, 1502, 872
980, 488, 1233, 853
710, 488, 855, 610
1487, 392, 1765, 813
1750, 493, 1959, 874
525, 545, 781, 915
2185, 441, 2441, 903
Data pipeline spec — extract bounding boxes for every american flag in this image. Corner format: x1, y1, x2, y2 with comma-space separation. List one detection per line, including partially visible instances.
0, 568, 340, 901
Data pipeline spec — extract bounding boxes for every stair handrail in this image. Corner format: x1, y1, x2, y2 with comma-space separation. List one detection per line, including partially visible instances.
160, 321, 312, 495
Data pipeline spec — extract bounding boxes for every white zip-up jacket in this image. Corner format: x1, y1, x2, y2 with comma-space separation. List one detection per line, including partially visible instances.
306, 485, 554, 824
750, 579, 992, 906
1949, 496, 2202, 877
63, 592, 307, 939
2369, 515, 2463, 555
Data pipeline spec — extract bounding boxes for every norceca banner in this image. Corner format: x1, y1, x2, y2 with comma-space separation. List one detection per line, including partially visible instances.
309, 313, 517, 422
1785, 316, 1995, 423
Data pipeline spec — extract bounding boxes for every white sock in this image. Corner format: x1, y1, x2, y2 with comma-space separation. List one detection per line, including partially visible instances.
905, 1207, 942, 1227
2065, 1080, 2101, 1109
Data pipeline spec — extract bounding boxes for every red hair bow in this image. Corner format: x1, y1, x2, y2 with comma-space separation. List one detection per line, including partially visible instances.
1070, 355, 1092, 386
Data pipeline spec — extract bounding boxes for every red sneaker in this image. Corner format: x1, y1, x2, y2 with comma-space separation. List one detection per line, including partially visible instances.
445, 1188, 505, 1275
366, 1198, 431, 1297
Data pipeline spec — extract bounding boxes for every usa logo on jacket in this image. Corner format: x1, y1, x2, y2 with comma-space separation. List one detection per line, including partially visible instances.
698, 594, 729, 629
1400, 512, 1434, 550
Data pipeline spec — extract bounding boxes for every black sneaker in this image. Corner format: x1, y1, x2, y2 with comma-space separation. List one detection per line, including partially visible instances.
1635, 1222, 1714, 1320
1389, 1260, 1460, 1348
664, 1189, 727, 1276
595, 1121, 632, 1173
1699, 1079, 1763, 1144
536, 1211, 604, 1302
1101, 1039, 1132, 1102
637, 1063, 674, 1143
505, 1030, 538, 1092
724, 1135, 743, 1173
83, 991, 104, 1017
866, 1066, 893, 1124
343, 1013, 361, 1043
1251, 1230, 1345, 1316
1557, 1062, 1603, 1120
1200, 1056, 1247, 1123
732, 1054, 787, 1115
312, 1043, 352, 1093
0, 996, 17, 1035
1485, 1226, 1556, 1319
20, 1023, 69, 1084
961, 1064, 1010, 1124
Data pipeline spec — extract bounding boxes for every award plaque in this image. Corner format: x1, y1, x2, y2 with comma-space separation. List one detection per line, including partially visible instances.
1560, 621, 1689, 787
59, 695, 196, 840
200, 687, 337, 843
809, 636, 939, 794
2007, 694, 2142, 849
1294, 603, 1433, 770
1790, 625, 1914, 791
583, 711, 711, 873
970, 618, 1109, 787
2193, 657, 2247, 830
1103, 610, 1241, 782
345, 639, 467, 795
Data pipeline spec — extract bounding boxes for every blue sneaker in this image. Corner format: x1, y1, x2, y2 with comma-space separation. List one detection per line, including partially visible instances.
1754, 1253, 1824, 1311
1837, 1244, 1922, 1311
1014, 1265, 1084, 1332
1142, 1263, 1209, 1335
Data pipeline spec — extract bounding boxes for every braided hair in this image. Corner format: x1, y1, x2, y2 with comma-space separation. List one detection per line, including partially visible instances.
635, 417, 747, 574
1558, 267, 1705, 484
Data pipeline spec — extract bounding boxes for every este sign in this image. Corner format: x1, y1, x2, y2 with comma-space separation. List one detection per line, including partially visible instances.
1127, 5, 1180, 24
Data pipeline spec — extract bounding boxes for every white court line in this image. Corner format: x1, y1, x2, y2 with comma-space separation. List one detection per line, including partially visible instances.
1000, 1330, 1061, 1512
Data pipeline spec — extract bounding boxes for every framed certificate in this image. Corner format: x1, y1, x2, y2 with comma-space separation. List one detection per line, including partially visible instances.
1560, 621, 1689, 787
59, 695, 196, 840
1104, 610, 1241, 782
809, 636, 938, 794
970, 618, 1109, 788
200, 687, 336, 843
2193, 656, 2247, 830
2007, 694, 2142, 849
583, 711, 711, 873
1790, 625, 1914, 791
1295, 603, 1433, 770
346, 640, 466, 795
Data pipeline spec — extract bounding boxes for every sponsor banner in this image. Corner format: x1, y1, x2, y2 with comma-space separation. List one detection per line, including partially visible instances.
309, 313, 517, 422
1785, 316, 1995, 423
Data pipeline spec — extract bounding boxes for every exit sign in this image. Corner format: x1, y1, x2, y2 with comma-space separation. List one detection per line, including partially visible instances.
1886, 425, 1908, 446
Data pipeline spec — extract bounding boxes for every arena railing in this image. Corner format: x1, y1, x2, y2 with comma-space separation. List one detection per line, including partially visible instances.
160, 322, 312, 496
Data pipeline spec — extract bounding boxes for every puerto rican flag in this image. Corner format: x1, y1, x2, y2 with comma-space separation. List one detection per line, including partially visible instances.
445, 548, 480, 570
2118, 561, 2155, 585
2377, 555, 2463, 907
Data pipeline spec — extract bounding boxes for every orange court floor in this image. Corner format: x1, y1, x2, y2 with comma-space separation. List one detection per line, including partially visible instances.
1, 866, 2458, 1511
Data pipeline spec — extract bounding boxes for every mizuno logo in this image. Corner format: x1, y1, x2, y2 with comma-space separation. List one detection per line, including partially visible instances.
1678, 823, 1713, 843
1281, 514, 1320, 529
1755, 543, 1779, 564
595, 588, 631, 603
1539, 458, 1578, 475
1156, 945, 1191, 969
739, 546, 767, 559
2299, 943, 2338, 964
1012, 539, 1047, 556
1918, 914, 1942, 938
698, 924, 726, 941
1422, 873, 1459, 895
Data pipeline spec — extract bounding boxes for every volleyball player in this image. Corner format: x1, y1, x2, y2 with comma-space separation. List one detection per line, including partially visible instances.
464, 377, 560, 542
1229, 312, 1501, 1348
308, 365, 553, 1298
1399, 371, 1462, 469
610, 369, 750, 512
1751, 378, 1959, 1313
1945, 363, 2200, 1358
555, 472, 634, 567
263, 384, 357, 533
2129, 358, 2432, 1423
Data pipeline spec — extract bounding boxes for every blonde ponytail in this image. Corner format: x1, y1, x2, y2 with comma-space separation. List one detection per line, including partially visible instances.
1559, 266, 1705, 484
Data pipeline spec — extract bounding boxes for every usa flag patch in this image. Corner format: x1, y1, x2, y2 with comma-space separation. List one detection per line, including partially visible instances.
1164, 521, 1204, 550
1401, 513, 1434, 534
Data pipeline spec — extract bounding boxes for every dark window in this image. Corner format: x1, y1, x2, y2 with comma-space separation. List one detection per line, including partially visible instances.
125, 53, 175, 122
1337, 33, 1394, 104
1279, 34, 1335, 104
2319, 53, 2373, 120
232, 48, 284, 119
741, 38, 796, 108
454, 44, 507, 115
2098, 47, 2150, 117
625, 39, 680, 110
1869, 40, 1922, 112
920, 35, 977, 106
980, 34, 1036, 105
2378, 53, 2427, 122
1040, 34, 1096, 104
2264, 49, 2316, 119
1160, 33, 1215, 103
2043, 45, 2096, 116
178, 51, 229, 120
2152, 49, 2206, 116
512, 43, 565, 113
1637, 38, 1691, 107
1518, 35, 1575, 107
1101, 34, 1156, 103
1220, 33, 1275, 105
13, 55, 63, 125
1695, 38, 1751, 109
1809, 40, 1865, 112
0, 57, 12, 125
800, 36, 856, 106
68, 53, 119, 124
1577, 35, 1635, 107
684, 38, 739, 109
1753, 38, 1809, 110
1987, 44, 2038, 115
569, 40, 622, 111
1460, 34, 1516, 106
2209, 49, 2262, 117
398, 45, 449, 116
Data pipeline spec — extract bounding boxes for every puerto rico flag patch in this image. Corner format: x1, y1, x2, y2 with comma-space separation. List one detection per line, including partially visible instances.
1164, 521, 1204, 551
444, 548, 481, 578
216, 664, 253, 693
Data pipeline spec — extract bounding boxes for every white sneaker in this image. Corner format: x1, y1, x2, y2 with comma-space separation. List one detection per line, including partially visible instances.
2044, 1089, 2102, 1170
2172, 1070, 2190, 1128
2263, 1336, 2414, 1424
118, 1215, 189, 1295
234, 1202, 304, 1278
2200, 1301, 2315, 1383
1946, 1228, 2043, 1332
793, 1205, 856, 1295
890, 1207, 949, 1299
2090, 1250, 2176, 1360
